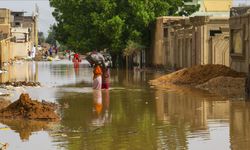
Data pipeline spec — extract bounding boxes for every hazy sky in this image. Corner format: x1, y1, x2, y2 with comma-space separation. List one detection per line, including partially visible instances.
0, 0, 249, 36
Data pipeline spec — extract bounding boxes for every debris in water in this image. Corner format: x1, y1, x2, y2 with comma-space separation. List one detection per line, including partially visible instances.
0, 93, 10, 97
0, 81, 41, 87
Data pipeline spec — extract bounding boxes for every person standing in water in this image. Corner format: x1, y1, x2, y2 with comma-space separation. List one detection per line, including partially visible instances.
101, 67, 110, 89
93, 64, 102, 90
31, 45, 36, 58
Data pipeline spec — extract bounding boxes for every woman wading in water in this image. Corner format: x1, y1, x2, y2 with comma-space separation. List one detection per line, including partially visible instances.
93, 64, 103, 90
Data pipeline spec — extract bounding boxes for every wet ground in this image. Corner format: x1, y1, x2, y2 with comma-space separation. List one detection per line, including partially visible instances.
0, 60, 250, 150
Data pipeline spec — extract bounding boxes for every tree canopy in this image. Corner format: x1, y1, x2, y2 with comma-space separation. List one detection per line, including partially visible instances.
45, 25, 57, 46
49, 0, 199, 54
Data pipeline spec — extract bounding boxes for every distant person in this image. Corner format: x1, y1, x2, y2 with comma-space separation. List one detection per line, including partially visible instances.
28, 50, 31, 57
73, 53, 80, 62
68, 50, 71, 60
93, 64, 102, 90
31, 45, 36, 58
55, 46, 58, 55
49, 46, 53, 56
44, 50, 48, 58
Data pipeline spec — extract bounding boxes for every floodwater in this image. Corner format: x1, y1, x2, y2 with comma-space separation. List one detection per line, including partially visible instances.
0, 60, 250, 150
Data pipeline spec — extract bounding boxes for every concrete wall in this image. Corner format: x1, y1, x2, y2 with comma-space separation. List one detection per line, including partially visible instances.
0, 8, 11, 24
151, 16, 230, 69
22, 16, 36, 45
152, 17, 164, 66
202, 0, 232, 12
151, 16, 185, 67
0, 9, 11, 40
0, 24, 10, 39
0, 38, 12, 67
11, 42, 30, 58
229, 13, 250, 74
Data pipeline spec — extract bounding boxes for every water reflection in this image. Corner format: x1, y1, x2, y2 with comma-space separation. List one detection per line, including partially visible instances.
154, 90, 230, 149
2, 61, 250, 149
230, 101, 250, 150
0, 119, 52, 141
73, 62, 80, 77
92, 89, 111, 127
0, 62, 38, 83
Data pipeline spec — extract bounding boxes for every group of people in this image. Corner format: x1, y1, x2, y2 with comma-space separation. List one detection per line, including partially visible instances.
91, 56, 111, 126
65, 50, 81, 63
44, 46, 58, 58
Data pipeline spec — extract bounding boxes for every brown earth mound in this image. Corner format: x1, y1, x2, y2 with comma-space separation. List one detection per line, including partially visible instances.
150, 64, 246, 86
0, 100, 10, 110
197, 76, 246, 97
0, 93, 59, 121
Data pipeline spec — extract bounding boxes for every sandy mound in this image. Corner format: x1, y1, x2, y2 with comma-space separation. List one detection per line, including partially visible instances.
197, 76, 246, 97
0, 100, 10, 110
150, 64, 246, 86
197, 76, 245, 89
0, 93, 59, 121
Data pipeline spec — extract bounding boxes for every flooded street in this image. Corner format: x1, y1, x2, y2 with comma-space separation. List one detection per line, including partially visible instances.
0, 60, 250, 150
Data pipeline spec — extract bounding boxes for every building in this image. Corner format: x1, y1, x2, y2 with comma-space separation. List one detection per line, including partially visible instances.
0, 9, 38, 67
191, 0, 232, 17
0, 8, 12, 65
11, 11, 37, 44
11, 11, 37, 58
150, 0, 232, 69
0, 8, 11, 40
229, 7, 250, 74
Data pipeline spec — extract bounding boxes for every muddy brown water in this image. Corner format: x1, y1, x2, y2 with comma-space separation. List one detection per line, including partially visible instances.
0, 60, 250, 150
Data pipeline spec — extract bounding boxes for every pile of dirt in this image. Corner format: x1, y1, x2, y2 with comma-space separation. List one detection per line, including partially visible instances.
0, 81, 41, 87
197, 76, 246, 97
0, 100, 10, 110
0, 93, 59, 121
150, 64, 246, 86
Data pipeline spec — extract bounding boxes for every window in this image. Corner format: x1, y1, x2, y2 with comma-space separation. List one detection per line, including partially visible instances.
210, 30, 222, 36
163, 28, 168, 38
15, 22, 21, 26
231, 29, 243, 55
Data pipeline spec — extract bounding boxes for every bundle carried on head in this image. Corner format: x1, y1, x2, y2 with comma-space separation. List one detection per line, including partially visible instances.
86, 51, 112, 68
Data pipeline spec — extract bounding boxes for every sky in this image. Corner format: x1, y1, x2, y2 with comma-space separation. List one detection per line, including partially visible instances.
0, 0, 250, 37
